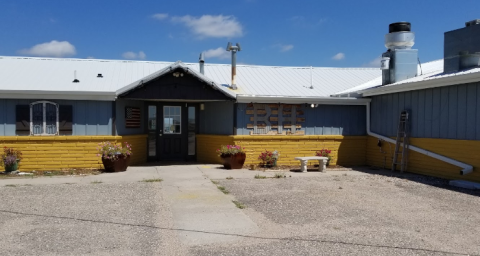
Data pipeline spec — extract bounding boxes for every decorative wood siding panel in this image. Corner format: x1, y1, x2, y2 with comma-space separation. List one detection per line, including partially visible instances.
366, 136, 480, 183
0, 99, 112, 136
371, 82, 480, 140
199, 101, 234, 135
0, 135, 147, 171
115, 99, 144, 136
236, 103, 366, 136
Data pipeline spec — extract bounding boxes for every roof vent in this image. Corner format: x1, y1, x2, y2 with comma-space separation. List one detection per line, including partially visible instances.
72, 70, 79, 83
97, 73, 103, 78
226, 42, 241, 90
385, 22, 415, 50
465, 19, 480, 27
381, 22, 418, 85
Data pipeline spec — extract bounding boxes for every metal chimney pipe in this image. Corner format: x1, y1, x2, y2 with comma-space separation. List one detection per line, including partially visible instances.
199, 53, 205, 75
226, 42, 241, 90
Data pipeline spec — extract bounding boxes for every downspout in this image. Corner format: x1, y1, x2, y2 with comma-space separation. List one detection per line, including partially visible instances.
365, 102, 473, 175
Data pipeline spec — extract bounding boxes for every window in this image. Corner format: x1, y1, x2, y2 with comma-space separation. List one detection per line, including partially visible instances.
30, 101, 59, 135
163, 106, 181, 134
16, 102, 73, 136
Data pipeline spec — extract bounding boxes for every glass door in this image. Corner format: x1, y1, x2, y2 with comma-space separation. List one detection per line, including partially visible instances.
147, 105, 157, 161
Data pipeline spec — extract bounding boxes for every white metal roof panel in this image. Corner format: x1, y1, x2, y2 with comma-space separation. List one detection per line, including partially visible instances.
0, 56, 381, 100
333, 59, 444, 96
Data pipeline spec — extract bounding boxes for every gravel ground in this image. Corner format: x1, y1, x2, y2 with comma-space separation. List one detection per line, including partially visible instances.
0, 183, 185, 256
191, 172, 480, 256
2, 169, 479, 256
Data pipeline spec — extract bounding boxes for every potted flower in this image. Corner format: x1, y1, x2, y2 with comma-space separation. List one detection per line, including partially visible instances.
97, 141, 132, 172
217, 145, 246, 169
258, 150, 280, 167
315, 148, 332, 166
1, 146, 23, 173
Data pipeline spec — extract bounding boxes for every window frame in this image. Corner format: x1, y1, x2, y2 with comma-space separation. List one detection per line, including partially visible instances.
30, 101, 59, 136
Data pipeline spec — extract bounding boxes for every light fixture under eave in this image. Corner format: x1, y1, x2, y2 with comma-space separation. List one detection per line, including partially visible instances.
172, 72, 184, 78
97, 73, 103, 78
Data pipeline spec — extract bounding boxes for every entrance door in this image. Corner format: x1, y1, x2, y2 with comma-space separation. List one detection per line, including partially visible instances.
147, 103, 197, 161
159, 104, 184, 160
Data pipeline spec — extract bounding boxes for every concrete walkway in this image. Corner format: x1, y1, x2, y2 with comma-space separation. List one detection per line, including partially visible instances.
158, 165, 259, 246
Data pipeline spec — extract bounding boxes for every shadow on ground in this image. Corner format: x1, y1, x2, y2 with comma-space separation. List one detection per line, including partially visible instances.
354, 165, 480, 197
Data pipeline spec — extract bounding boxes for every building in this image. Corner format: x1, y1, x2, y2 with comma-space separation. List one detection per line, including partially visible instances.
0, 55, 379, 170
334, 20, 480, 182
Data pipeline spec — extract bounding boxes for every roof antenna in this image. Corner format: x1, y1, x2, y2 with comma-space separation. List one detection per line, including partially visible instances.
72, 70, 79, 83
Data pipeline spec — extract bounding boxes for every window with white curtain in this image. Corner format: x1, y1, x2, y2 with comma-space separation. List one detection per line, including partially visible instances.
30, 101, 59, 135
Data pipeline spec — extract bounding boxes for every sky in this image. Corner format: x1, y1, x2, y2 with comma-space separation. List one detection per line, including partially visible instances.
1, 0, 479, 68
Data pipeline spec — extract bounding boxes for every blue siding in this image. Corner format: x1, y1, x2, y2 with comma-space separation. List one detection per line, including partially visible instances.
370, 82, 480, 140
199, 101, 234, 135
236, 103, 366, 136
115, 99, 144, 135
0, 99, 112, 136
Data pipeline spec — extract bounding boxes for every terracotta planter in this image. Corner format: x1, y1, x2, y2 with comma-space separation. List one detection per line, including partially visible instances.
101, 155, 131, 172
220, 153, 246, 169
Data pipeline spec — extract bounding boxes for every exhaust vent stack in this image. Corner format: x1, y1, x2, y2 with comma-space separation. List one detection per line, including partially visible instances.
226, 42, 241, 90
199, 52, 205, 75
381, 22, 418, 85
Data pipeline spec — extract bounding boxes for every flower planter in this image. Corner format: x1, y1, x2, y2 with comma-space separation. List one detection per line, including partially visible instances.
4, 159, 20, 173
220, 153, 246, 169
102, 155, 131, 172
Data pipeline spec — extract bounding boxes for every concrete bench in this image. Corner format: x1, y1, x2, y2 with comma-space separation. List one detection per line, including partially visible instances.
294, 156, 329, 173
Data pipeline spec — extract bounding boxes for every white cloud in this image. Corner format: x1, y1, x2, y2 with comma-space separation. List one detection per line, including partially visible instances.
203, 47, 230, 60
332, 52, 345, 60
363, 56, 381, 67
152, 13, 169, 20
18, 40, 76, 57
86, 56, 95, 59
122, 51, 146, 60
272, 44, 294, 52
171, 15, 243, 39
280, 44, 294, 52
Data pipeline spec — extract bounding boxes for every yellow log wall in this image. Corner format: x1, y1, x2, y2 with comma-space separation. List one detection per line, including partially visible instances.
0, 135, 147, 171
196, 135, 234, 164
367, 136, 480, 182
197, 135, 367, 166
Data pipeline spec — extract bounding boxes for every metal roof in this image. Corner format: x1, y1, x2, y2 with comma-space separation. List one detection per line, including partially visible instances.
0, 56, 381, 101
333, 59, 445, 96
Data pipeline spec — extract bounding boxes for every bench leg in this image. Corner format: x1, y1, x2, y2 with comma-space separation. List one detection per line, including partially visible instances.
300, 160, 308, 172
318, 160, 326, 173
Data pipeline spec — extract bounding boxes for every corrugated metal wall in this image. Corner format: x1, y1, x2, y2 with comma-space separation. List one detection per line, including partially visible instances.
0, 99, 112, 136
199, 101, 234, 135
370, 82, 480, 140
235, 103, 366, 135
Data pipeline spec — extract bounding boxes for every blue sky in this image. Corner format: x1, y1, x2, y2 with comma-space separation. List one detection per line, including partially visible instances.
1, 0, 479, 67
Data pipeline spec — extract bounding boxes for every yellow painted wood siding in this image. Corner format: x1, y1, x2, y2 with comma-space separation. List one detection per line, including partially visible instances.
366, 136, 480, 182
196, 135, 234, 164
0, 135, 147, 171
197, 135, 366, 166
120, 135, 147, 165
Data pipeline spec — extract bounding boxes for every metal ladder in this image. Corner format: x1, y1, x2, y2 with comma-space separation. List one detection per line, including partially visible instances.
392, 110, 410, 172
